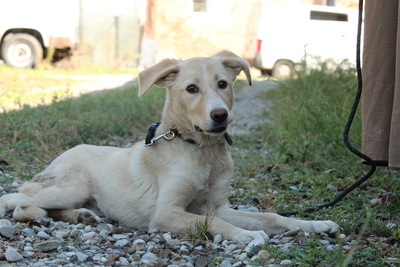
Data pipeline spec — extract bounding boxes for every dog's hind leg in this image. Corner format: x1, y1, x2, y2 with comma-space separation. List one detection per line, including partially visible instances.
11, 206, 101, 225
0, 181, 92, 221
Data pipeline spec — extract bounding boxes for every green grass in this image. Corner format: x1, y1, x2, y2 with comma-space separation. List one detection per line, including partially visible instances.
230, 60, 400, 265
0, 82, 164, 179
1, 61, 399, 265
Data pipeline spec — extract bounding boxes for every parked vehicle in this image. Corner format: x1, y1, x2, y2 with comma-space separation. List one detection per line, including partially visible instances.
254, 1, 359, 79
0, 0, 79, 68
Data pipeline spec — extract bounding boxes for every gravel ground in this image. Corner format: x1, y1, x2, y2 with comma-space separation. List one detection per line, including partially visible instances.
0, 79, 382, 266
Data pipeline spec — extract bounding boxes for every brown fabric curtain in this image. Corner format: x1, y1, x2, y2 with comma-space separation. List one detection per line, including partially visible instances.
362, 0, 400, 171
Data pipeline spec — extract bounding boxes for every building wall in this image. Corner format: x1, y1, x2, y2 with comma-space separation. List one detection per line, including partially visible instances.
148, 0, 357, 63
151, 0, 259, 61
79, 0, 141, 68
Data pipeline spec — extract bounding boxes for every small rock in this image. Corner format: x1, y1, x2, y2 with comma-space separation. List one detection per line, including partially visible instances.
96, 223, 111, 232
180, 245, 190, 253
55, 230, 70, 238
148, 229, 159, 234
11, 182, 21, 187
281, 237, 294, 243
152, 235, 166, 244
214, 234, 222, 244
350, 240, 359, 245
343, 245, 352, 251
24, 246, 34, 251
252, 245, 263, 254
76, 252, 88, 262
338, 234, 346, 239
115, 239, 129, 247
0, 226, 18, 239
142, 252, 158, 262
167, 239, 182, 247
162, 233, 172, 240
36, 218, 51, 227
195, 256, 208, 267
237, 252, 248, 261
37, 231, 51, 239
319, 240, 330, 245
70, 254, 78, 262
220, 260, 233, 267
283, 229, 299, 237
0, 219, 12, 228
5, 247, 23, 262
69, 229, 81, 238
280, 259, 292, 265
22, 228, 36, 236
82, 231, 96, 241
112, 234, 127, 240
34, 240, 62, 252
119, 257, 130, 265
258, 250, 270, 260
84, 225, 92, 232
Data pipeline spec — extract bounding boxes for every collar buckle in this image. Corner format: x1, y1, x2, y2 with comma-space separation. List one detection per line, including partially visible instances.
145, 128, 175, 147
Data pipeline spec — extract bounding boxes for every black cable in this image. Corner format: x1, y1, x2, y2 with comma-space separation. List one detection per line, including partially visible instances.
279, 0, 377, 216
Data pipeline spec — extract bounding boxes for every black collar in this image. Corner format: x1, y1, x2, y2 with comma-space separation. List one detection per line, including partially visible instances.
144, 122, 233, 146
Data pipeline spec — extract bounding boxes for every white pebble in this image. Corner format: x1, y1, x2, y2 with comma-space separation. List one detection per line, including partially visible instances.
0, 219, 12, 228
214, 234, 222, 244
162, 233, 172, 240
37, 231, 51, 239
319, 240, 330, 245
82, 231, 96, 241
280, 259, 292, 265
112, 234, 127, 240
119, 257, 130, 266
24, 246, 34, 251
11, 182, 21, 187
180, 245, 189, 253
76, 252, 88, 262
237, 252, 248, 261
115, 239, 129, 247
5, 247, 23, 262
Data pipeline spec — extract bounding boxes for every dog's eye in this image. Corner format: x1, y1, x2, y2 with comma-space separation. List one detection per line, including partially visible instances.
218, 81, 228, 89
186, 84, 198, 94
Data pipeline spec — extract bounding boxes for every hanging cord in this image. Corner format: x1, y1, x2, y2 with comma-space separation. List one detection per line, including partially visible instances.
279, 0, 377, 216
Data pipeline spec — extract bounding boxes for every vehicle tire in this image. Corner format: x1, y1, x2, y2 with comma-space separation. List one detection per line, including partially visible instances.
272, 59, 296, 80
1, 33, 43, 68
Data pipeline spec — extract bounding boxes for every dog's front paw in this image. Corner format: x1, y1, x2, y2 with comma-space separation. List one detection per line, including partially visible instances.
235, 230, 269, 252
303, 220, 339, 234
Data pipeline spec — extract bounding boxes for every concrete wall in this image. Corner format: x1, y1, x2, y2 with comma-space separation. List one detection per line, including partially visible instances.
79, 0, 141, 68
150, 0, 259, 61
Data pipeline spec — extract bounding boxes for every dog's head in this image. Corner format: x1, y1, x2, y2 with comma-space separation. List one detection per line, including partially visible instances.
138, 50, 251, 137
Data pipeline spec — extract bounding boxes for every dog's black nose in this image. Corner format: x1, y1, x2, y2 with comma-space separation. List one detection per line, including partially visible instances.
210, 108, 228, 123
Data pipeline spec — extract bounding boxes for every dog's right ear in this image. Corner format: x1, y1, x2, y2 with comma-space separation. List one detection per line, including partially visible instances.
138, 59, 180, 97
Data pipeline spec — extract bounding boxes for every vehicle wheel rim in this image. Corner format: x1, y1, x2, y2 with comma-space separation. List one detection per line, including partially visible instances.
8, 43, 33, 67
276, 65, 292, 79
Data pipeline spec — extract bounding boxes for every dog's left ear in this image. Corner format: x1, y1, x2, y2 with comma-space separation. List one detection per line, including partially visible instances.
138, 59, 180, 97
215, 50, 252, 86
